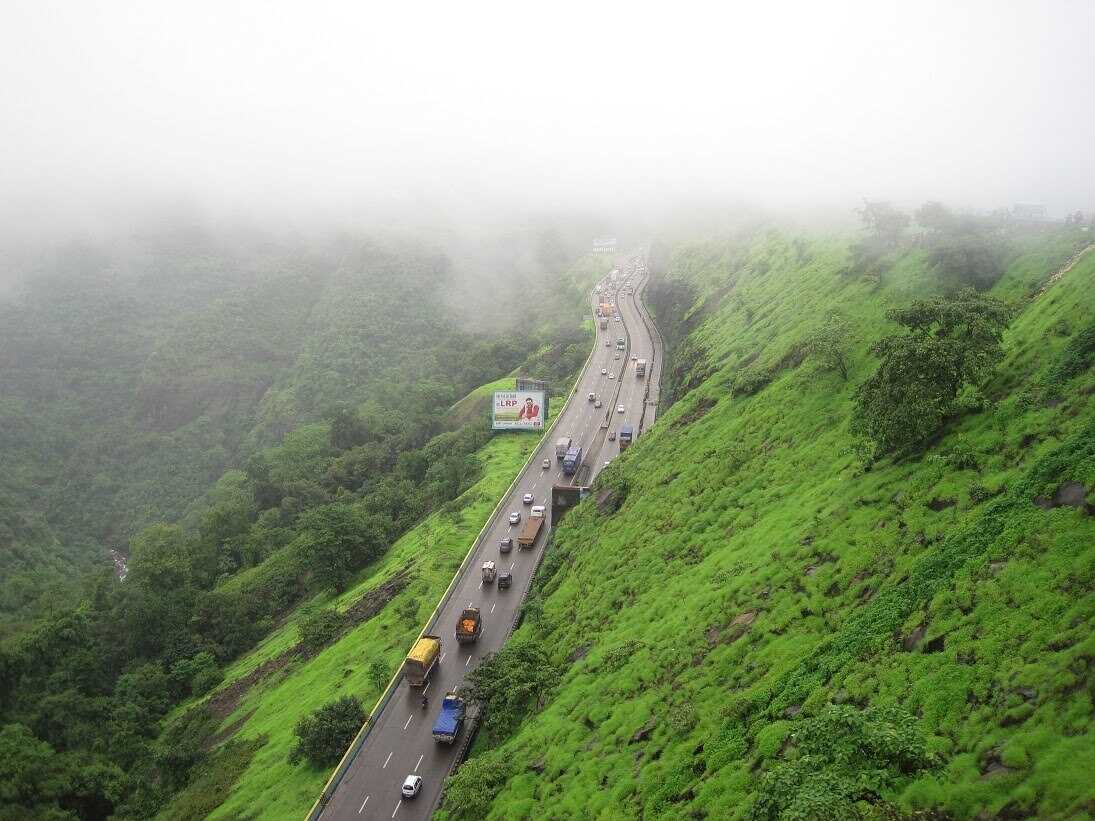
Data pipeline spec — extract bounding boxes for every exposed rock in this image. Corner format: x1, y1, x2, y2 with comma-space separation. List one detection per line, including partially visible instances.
596, 487, 621, 514
980, 749, 1014, 778
783, 704, 802, 718
903, 624, 926, 651
568, 644, 590, 663
1016, 687, 1038, 701
630, 717, 657, 743
1054, 481, 1088, 509
989, 560, 1008, 574
928, 497, 956, 512
528, 757, 546, 774
804, 565, 819, 577
1035, 481, 1091, 512
731, 610, 757, 627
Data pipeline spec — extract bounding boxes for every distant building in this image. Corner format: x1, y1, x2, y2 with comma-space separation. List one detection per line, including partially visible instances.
592, 236, 618, 253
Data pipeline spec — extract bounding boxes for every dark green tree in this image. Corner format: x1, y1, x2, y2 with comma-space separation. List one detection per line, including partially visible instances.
289, 695, 365, 767
851, 291, 1011, 456
297, 608, 345, 655
464, 638, 559, 739
928, 233, 1006, 292
805, 314, 854, 381
368, 658, 389, 693
298, 503, 385, 592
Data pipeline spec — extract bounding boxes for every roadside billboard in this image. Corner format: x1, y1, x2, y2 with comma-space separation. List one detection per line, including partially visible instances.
492, 390, 547, 431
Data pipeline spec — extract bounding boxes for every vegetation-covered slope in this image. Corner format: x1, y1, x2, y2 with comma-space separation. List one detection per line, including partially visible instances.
442, 226, 1095, 820
0, 230, 591, 638
0, 232, 600, 819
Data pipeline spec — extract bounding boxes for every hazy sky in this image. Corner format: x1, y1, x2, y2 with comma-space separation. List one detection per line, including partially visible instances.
2, 0, 1093, 234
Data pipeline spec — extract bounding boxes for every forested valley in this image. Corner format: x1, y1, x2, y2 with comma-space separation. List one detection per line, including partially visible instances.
0, 220, 597, 819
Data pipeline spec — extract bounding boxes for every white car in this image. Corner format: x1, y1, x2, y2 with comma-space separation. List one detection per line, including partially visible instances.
594, 399, 602, 408
609, 373, 615, 380
605, 340, 611, 347
617, 405, 625, 413
509, 511, 521, 525
542, 458, 551, 470
522, 493, 533, 505
615, 353, 621, 360
402, 775, 422, 799
631, 354, 638, 361
601, 368, 607, 375
587, 391, 595, 401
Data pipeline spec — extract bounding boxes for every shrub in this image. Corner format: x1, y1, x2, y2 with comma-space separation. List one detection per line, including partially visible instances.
297, 608, 345, 655
289, 696, 365, 767
746, 705, 933, 820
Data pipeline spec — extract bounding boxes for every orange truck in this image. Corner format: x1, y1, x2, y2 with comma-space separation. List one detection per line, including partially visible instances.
456, 607, 481, 643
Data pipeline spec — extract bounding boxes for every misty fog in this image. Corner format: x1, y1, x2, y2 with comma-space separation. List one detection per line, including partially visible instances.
2, 0, 1093, 250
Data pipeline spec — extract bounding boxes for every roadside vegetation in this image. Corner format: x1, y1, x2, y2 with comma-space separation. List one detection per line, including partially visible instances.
442, 212, 1095, 819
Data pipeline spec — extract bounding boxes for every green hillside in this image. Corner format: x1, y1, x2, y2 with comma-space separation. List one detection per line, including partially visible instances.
442, 228, 1095, 819
156, 427, 544, 820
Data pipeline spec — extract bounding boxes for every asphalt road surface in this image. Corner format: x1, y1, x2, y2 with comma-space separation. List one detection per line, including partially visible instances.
319, 256, 662, 820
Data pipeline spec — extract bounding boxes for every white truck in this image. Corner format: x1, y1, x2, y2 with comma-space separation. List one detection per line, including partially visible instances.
555, 436, 572, 459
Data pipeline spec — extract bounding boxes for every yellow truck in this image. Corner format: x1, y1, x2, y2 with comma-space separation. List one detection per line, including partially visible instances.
402, 634, 442, 687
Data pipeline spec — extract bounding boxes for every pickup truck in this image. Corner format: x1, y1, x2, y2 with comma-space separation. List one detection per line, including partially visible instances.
456, 607, 481, 643
402, 635, 441, 687
432, 691, 466, 744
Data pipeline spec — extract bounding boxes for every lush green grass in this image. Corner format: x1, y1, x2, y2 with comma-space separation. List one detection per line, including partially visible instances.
156, 423, 544, 820
441, 229, 1095, 819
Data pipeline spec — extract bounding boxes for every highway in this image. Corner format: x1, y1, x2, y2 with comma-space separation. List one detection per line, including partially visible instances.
317, 255, 662, 820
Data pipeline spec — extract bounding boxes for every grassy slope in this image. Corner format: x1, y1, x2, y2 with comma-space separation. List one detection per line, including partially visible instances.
155, 395, 548, 820
453, 231, 1095, 819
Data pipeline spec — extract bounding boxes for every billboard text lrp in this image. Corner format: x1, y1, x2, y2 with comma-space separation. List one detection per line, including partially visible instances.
492, 390, 546, 431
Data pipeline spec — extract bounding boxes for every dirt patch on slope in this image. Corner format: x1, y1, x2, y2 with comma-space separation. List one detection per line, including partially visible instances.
205, 567, 413, 722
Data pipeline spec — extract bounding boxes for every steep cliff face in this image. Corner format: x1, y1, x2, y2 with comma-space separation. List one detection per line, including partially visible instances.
442, 228, 1095, 820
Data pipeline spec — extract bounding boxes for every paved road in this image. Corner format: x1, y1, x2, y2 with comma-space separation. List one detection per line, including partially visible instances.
318, 256, 662, 821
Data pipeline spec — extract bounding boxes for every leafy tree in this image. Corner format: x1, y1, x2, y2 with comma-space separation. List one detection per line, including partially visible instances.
168, 651, 222, 697
368, 658, 389, 693
914, 200, 958, 234
464, 638, 559, 739
298, 503, 385, 592
851, 291, 1011, 456
928, 233, 1006, 292
439, 748, 512, 820
328, 407, 369, 451
0, 723, 71, 816
288, 696, 365, 767
856, 200, 909, 248
297, 608, 345, 655
804, 314, 854, 381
